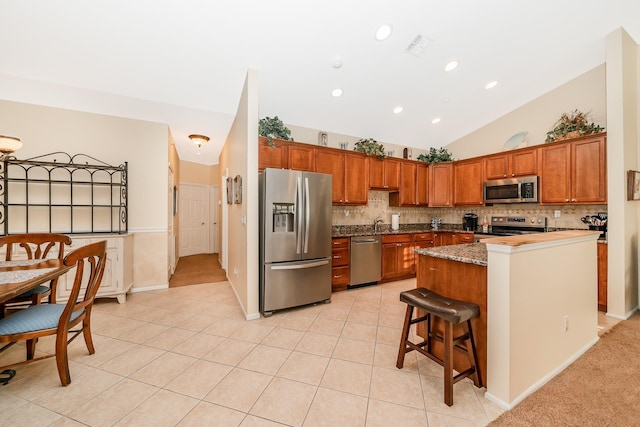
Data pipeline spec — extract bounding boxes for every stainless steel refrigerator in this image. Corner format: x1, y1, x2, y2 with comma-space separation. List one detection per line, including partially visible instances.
259, 168, 332, 316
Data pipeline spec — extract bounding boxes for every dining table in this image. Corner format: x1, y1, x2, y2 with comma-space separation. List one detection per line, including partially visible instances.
0, 259, 72, 304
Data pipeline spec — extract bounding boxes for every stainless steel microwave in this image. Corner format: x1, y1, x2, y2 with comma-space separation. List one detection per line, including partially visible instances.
483, 176, 538, 204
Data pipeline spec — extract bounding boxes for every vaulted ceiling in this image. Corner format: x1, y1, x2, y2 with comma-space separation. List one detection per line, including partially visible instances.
1, 1, 638, 165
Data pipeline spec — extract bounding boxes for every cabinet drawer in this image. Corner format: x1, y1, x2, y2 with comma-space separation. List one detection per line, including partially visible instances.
456, 233, 474, 243
414, 233, 434, 242
331, 266, 350, 285
382, 234, 413, 244
332, 237, 349, 248
332, 248, 350, 266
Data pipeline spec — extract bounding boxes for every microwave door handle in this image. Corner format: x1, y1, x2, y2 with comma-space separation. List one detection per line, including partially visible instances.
296, 176, 302, 254
304, 177, 310, 254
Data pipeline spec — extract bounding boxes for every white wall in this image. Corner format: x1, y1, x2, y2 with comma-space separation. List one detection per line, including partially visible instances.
606, 28, 640, 317
0, 99, 170, 289
219, 69, 260, 319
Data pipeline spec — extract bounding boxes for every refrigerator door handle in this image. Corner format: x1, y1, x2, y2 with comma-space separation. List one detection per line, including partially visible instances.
270, 259, 329, 270
304, 177, 310, 253
296, 176, 302, 254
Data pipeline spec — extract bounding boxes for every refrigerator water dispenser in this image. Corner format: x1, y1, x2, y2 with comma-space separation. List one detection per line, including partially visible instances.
272, 203, 294, 232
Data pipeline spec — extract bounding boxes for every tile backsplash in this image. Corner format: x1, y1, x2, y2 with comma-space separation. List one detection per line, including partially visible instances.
332, 190, 606, 231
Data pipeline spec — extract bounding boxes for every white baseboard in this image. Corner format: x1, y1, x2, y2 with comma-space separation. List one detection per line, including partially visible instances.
226, 276, 260, 321
129, 284, 169, 293
485, 335, 600, 410
606, 306, 638, 320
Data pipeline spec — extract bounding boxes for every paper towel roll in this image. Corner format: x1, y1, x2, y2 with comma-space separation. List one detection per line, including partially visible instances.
391, 214, 400, 231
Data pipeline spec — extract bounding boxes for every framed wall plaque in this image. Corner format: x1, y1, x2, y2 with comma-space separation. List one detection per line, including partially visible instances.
234, 175, 242, 204
628, 170, 640, 200
226, 177, 233, 204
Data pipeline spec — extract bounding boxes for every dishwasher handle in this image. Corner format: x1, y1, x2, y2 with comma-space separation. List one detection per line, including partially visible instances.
352, 238, 380, 244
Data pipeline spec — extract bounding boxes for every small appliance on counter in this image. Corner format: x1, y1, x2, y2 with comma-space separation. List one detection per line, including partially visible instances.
462, 213, 478, 231
431, 217, 442, 230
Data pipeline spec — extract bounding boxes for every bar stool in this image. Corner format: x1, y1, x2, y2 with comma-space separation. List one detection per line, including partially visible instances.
396, 287, 482, 406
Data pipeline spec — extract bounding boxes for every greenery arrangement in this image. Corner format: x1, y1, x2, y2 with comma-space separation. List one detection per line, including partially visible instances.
417, 147, 454, 164
545, 109, 605, 142
259, 116, 293, 147
353, 138, 386, 159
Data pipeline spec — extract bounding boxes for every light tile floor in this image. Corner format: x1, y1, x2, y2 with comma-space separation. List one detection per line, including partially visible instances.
0, 278, 617, 427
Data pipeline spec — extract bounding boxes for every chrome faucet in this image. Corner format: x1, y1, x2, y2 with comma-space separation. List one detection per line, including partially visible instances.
374, 217, 384, 233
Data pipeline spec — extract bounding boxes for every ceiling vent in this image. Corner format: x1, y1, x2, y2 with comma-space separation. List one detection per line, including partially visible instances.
405, 33, 432, 57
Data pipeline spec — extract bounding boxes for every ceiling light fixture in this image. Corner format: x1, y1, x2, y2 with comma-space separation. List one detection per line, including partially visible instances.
485, 80, 498, 90
0, 135, 23, 159
331, 88, 343, 98
189, 134, 210, 148
393, 106, 404, 114
444, 61, 459, 72
432, 118, 441, 124
375, 24, 392, 41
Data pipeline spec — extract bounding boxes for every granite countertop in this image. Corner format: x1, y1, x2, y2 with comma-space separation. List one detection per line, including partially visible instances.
332, 223, 472, 238
415, 242, 487, 266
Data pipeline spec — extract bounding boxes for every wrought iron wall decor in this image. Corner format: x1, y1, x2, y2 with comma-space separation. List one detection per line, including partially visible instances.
1, 152, 128, 235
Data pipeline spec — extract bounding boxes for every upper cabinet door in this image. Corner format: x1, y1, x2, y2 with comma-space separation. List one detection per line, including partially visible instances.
258, 137, 287, 171
315, 149, 346, 204
453, 159, 484, 206
539, 143, 571, 204
369, 158, 400, 190
416, 162, 429, 206
483, 147, 538, 180
510, 148, 538, 177
571, 135, 606, 203
429, 163, 453, 207
344, 153, 369, 205
287, 145, 315, 172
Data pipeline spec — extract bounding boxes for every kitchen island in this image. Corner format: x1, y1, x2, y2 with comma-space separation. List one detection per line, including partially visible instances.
415, 231, 601, 409
414, 243, 488, 386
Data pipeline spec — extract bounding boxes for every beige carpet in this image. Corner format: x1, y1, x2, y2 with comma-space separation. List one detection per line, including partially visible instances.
490, 313, 640, 426
169, 253, 227, 287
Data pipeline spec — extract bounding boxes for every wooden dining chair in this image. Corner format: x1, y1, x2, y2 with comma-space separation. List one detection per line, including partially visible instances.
0, 240, 107, 386
0, 233, 73, 318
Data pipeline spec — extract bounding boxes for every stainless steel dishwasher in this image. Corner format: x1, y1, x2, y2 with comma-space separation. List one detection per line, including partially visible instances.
350, 235, 382, 288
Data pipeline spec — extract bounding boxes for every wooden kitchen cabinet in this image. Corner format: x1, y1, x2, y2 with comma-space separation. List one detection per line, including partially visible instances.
416, 162, 429, 206
454, 232, 474, 244
331, 237, 350, 292
598, 242, 607, 312
483, 147, 538, 180
429, 163, 453, 207
343, 153, 369, 205
389, 161, 416, 206
369, 158, 400, 190
315, 149, 346, 204
453, 158, 484, 206
539, 133, 606, 205
381, 234, 415, 281
287, 144, 315, 172
433, 232, 455, 247
315, 149, 368, 205
258, 137, 287, 171
413, 233, 434, 251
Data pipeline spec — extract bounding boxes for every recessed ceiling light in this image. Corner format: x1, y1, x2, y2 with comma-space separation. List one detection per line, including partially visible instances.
432, 117, 441, 124
331, 88, 343, 98
332, 56, 343, 69
393, 106, 404, 114
442, 98, 449, 103
375, 24, 393, 41
485, 80, 498, 90
444, 61, 459, 72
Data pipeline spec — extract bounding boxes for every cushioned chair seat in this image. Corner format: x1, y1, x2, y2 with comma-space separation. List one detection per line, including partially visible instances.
13, 285, 50, 299
0, 304, 83, 335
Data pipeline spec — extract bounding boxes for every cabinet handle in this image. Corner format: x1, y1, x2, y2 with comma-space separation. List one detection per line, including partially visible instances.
345, 199, 349, 203
333, 275, 342, 279
565, 199, 570, 202
333, 255, 341, 259
571, 199, 576, 202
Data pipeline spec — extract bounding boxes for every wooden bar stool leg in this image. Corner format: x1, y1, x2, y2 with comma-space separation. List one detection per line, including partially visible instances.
396, 305, 414, 369
444, 320, 454, 407
465, 319, 482, 387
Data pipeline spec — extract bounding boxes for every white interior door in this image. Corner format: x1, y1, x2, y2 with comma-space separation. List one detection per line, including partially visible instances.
179, 183, 209, 257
